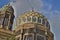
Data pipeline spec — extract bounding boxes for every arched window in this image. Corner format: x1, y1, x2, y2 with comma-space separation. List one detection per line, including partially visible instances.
27, 16, 31, 22
24, 35, 32, 40
42, 19, 45, 25
46, 21, 49, 27
38, 17, 42, 24
3, 18, 9, 27
3, 14, 9, 28
32, 16, 36, 22
37, 35, 44, 40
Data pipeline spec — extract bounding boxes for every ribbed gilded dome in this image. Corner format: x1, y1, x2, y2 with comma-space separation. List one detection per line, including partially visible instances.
18, 10, 43, 18
16, 10, 50, 29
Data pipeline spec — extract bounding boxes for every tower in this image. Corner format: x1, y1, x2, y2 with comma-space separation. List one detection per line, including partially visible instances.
0, 4, 15, 30
0, 4, 15, 40
15, 10, 54, 40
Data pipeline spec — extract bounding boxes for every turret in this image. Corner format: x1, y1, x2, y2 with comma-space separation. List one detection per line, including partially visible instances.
0, 4, 15, 31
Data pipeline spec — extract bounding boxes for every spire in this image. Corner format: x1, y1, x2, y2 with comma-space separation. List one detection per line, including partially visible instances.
8, 3, 10, 6
6, 0, 11, 7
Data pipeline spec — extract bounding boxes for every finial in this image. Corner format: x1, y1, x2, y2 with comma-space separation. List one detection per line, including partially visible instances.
7, 0, 11, 6
8, 2, 10, 6
31, 7, 34, 12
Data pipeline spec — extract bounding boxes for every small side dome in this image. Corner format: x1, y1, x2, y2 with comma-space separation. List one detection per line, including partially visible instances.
16, 10, 50, 29
6, 5, 14, 13
1, 4, 14, 14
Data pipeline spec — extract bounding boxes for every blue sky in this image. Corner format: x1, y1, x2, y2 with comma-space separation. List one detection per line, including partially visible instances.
0, 0, 60, 40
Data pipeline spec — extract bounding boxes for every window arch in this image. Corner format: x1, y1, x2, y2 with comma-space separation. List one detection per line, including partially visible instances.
46, 21, 49, 27
42, 19, 45, 25
27, 16, 31, 22
32, 16, 36, 22
38, 17, 42, 24
3, 18, 9, 27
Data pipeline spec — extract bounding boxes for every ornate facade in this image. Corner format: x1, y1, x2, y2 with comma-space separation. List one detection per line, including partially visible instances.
0, 4, 15, 40
0, 4, 54, 40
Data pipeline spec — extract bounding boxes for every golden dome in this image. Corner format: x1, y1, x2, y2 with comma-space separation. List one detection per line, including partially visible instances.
16, 10, 50, 29
18, 10, 44, 18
